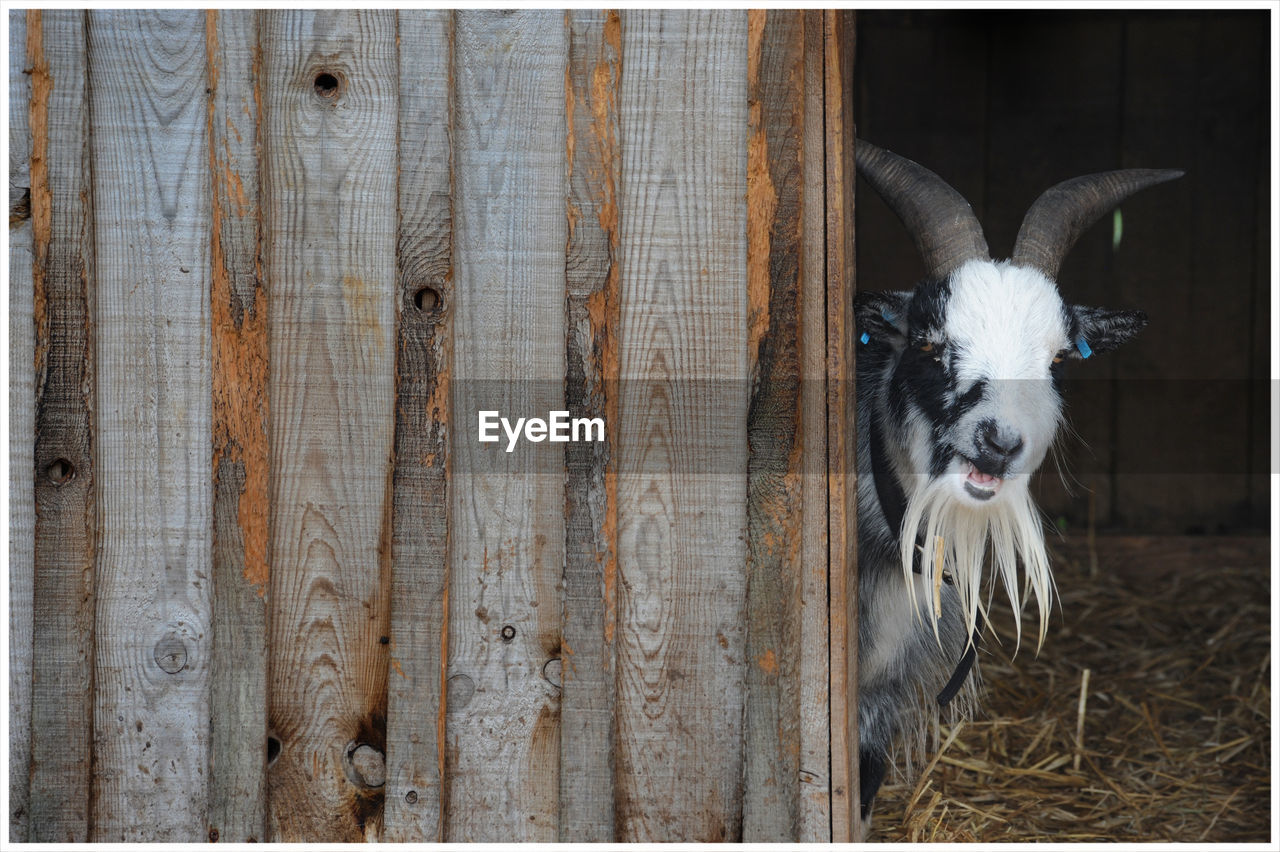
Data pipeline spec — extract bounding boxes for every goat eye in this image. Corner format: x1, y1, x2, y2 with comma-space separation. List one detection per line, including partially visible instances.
1052, 348, 1069, 365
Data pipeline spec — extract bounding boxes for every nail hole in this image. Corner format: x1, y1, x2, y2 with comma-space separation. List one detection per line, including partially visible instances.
46, 458, 75, 485
379, 635, 389, 645
405, 790, 418, 804
266, 735, 281, 766
314, 72, 340, 97
413, 286, 440, 312
208, 827, 220, 842
500, 625, 516, 643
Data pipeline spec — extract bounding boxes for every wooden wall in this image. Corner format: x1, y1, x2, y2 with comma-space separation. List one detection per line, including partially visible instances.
8, 9, 860, 842
854, 10, 1271, 534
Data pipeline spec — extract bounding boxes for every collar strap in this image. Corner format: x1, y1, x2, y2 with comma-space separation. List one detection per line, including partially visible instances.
937, 612, 984, 708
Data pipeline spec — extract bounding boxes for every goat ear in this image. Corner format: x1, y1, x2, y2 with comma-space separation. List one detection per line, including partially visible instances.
855, 291, 910, 348
1066, 305, 1149, 359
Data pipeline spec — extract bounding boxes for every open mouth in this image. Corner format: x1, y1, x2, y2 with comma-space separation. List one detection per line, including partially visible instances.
961, 457, 1002, 501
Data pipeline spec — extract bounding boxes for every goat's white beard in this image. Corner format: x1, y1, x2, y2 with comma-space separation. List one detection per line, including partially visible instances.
898, 474, 1055, 652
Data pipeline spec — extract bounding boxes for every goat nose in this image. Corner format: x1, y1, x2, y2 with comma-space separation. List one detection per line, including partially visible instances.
979, 420, 1024, 459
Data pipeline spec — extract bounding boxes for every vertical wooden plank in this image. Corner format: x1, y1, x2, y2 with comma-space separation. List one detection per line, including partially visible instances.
1110, 15, 1196, 533
260, 10, 397, 841
445, 11, 566, 841
743, 8, 807, 841
1115, 12, 1262, 531
88, 9, 212, 841
561, 8, 620, 842
207, 9, 267, 843
614, 10, 748, 842
798, 9, 833, 840
383, 8, 452, 842
825, 8, 859, 843
27, 10, 97, 843
8, 9, 34, 841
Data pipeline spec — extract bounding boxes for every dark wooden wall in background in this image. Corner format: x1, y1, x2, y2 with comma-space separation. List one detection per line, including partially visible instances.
855, 10, 1270, 533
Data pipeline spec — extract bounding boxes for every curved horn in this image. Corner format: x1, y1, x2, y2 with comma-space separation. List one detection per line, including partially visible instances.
1011, 169, 1184, 279
855, 139, 990, 281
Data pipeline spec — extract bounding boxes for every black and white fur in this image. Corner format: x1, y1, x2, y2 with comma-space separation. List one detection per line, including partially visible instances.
853, 141, 1181, 825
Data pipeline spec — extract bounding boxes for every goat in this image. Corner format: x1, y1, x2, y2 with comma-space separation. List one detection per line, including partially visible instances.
853, 140, 1181, 824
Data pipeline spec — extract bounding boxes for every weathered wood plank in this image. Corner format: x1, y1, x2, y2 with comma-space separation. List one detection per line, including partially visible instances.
826, 8, 859, 842
87, 9, 212, 841
206, 9, 268, 843
445, 10, 566, 841
743, 8, 807, 841
560, 8, 621, 842
259, 10, 398, 841
613, 10, 749, 842
798, 9, 833, 840
383, 8, 453, 843
27, 11, 96, 841
8, 9, 34, 841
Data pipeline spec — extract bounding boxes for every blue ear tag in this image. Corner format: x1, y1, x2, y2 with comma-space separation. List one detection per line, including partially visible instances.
1076, 337, 1093, 359
860, 332, 870, 345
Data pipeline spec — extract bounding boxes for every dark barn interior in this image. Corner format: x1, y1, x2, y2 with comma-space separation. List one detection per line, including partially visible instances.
855, 9, 1269, 534
854, 10, 1272, 842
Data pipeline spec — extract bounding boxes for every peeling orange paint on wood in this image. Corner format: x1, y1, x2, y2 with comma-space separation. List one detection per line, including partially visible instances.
208, 9, 270, 594
746, 10, 778, 368
27, 11, 50, 382
757, 648, 779, 675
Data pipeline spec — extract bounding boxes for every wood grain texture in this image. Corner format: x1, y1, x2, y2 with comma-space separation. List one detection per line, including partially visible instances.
383, 8, 453, 842
8, 9, 34, 841
445, 11, 566, 841
27, 11, 96, 841
87, 9, 212, 841
560, 8, 621, 842
825, 9, 858, 842
743, 8, 808, 841
207, 9, 268, 842
798, 9, 833, 839
613, 10, 748, 842
260, 10, 397, 841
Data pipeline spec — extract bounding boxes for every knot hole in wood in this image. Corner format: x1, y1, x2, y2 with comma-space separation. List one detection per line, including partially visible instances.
542, 657, 562, 688
45, 457, 75, 485
152, 632, 187, 674
313, 71, 342, 99
412, 284, 440, 313
343, 740, 386, 789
